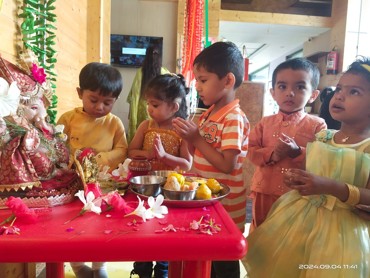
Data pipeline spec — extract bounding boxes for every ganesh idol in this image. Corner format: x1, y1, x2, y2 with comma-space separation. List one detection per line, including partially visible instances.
0, 52, 80, 207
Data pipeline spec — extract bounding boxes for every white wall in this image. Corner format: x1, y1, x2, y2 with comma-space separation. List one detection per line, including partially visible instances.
110, 0, 178, 129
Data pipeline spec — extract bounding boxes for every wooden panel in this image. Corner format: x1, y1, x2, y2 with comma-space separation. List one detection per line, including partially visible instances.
208, 0, 220, 38
0, 0, 19, 62
236, 81, 265, 194
87, 0, 103, 62
220, 9, 333, 28
53, 0, 88, 119
0, 263, 27, 278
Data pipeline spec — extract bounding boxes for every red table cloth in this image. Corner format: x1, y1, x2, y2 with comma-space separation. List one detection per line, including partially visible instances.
0, 192, 247, 278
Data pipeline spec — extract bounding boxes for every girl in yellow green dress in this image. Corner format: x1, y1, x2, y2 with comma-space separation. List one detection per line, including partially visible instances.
245, 56, 370, 278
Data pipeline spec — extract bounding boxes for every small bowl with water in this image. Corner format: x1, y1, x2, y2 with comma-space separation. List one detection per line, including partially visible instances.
129, 175, 166, 197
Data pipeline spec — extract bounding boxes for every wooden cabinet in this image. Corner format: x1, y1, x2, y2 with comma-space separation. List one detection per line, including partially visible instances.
236, 81, 265, 194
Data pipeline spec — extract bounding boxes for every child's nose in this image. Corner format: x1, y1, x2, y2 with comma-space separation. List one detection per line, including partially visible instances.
95, 102, 104, 110
286, 89, 295, 97
334, 90, 344, 100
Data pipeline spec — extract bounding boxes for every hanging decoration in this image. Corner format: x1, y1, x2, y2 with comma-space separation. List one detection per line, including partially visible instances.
204, 0, 211, 48
18, 0, 58, 124
181, 0, 204, 83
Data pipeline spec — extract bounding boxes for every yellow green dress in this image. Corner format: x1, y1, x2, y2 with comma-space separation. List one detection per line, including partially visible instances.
126, 67, 169, 143
245, 130, 370, 278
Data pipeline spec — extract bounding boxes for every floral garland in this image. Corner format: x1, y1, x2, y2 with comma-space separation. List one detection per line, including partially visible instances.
18, 0, 58, 124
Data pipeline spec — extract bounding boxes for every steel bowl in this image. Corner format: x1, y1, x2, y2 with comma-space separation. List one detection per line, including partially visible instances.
161, 187, 196, 201
129, 175, 166, 197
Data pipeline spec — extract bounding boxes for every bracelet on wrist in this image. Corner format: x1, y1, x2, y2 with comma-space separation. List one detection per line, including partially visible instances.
345, 183, 360, 206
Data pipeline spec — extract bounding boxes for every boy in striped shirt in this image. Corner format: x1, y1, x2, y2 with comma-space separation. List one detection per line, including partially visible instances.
173, 41, 249, 278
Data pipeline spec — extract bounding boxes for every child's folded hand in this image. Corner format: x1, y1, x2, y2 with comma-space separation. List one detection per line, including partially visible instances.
277, 133, 301, 158
172, 117, 199, 141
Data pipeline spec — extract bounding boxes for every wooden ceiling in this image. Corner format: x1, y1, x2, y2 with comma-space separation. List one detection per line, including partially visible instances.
221, 0, 332, 17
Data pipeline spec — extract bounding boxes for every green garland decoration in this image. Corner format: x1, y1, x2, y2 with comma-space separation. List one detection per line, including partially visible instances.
18, 0, 58, 124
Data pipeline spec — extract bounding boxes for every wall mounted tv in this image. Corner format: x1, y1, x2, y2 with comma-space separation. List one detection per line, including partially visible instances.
110, 34, 163, 68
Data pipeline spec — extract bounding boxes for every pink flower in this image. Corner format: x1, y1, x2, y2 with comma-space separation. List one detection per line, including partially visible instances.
109, 192, 134, 214
77, 148, 96, 163
189, 215, 221, 235
0, 225, 20, 235
86, 182, 103, 198
31, 63, 46, 84
4, 197, 37, 224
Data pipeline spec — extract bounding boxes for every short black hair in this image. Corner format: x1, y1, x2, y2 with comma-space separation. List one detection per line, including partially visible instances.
345, 56, 370, 83
79, 62, 123, 98
271, 58, 320, 90
145, 73, 189, 119
193, 41, 244, 89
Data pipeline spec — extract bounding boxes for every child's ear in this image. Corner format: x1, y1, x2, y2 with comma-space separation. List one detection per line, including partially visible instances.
224, 72, 236, 89
270, 88, 276, 100
76, 87, 83, 99
172, 102, 180, 113
308, 89, 320, 104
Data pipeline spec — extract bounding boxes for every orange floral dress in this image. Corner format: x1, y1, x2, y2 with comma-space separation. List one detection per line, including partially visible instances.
142, 120, 182, 171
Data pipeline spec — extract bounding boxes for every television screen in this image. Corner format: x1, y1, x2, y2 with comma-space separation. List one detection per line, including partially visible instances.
110, 34, 163, 68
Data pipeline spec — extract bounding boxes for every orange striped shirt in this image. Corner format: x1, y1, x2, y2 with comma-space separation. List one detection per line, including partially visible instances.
193, 99, 250, 231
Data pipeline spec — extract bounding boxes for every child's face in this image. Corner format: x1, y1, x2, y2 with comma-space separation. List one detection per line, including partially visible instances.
146, 97, 179, 124
193, 65, 231, 107
271, 68, 318, 114
77, 88, 117, 118
329, 73, 370, 125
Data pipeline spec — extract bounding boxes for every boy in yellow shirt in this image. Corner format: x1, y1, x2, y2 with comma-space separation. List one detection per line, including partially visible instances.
57, 62, 128, 278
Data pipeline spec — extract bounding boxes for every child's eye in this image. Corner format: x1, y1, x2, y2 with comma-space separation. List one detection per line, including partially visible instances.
277, 84, 286, 90
349, 89, 360, 95
297, 85, 306, 90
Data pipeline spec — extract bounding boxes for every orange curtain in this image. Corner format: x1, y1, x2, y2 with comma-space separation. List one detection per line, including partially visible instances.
181, 0, 204, 83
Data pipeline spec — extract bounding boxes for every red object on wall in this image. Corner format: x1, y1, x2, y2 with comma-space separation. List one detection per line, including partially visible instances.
244, 58, 249, 81
326, 51, 338, 75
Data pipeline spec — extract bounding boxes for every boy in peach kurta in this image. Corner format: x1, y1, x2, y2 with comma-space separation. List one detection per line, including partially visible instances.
248, 58, 326, 232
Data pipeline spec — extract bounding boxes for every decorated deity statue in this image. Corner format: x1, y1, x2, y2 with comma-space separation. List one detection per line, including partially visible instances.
0, 52, 80, 207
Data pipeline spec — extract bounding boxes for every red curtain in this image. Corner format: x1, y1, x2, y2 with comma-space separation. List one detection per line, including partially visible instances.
181, 0, 204, 83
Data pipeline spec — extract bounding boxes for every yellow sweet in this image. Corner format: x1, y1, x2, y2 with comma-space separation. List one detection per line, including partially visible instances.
195, 183, 212, 200
168, 172, 185, 186
206, 178, 221, 194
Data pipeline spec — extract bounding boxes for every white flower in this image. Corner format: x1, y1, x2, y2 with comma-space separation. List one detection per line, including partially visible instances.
75, 190, 102, 214
146, 194, 168, 219
125, 196, 149, 222
111, 159, 131, 179
98, 165, 112, 181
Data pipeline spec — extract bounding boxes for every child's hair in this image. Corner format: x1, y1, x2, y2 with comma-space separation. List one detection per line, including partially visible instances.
145, 73, 189, 119
140, 45, 163, 98
193, 41, 244, 89
345, 56, 370, 82
271, 58, 320, 90
79, 62, 123, 98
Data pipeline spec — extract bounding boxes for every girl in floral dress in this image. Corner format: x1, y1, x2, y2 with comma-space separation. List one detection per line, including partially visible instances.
128, 73, 192, 278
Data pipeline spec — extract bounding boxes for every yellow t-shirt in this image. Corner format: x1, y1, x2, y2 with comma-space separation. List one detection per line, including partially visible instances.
57, 107, 128, 170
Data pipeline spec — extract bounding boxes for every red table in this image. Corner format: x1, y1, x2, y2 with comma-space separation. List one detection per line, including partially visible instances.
0, 192, 247, 278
